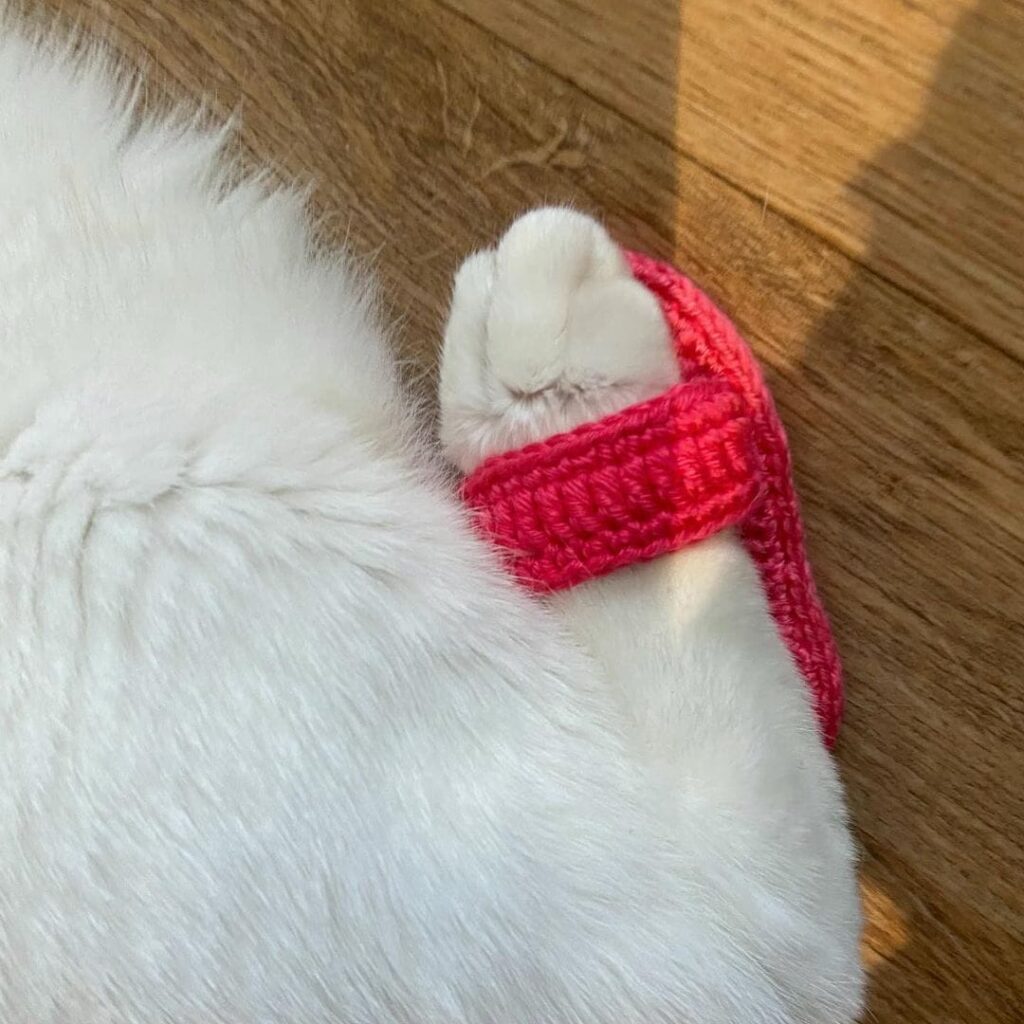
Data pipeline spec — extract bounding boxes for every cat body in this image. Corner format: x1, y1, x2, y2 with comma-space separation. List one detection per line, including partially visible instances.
0, 27, 863, 1023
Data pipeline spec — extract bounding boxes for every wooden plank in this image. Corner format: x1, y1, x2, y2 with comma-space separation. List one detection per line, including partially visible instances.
22, 0, 1024, 1019
442, 0, 1024, 359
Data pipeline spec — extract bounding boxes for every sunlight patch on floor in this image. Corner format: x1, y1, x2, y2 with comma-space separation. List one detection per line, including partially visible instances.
860, 877, 910, 971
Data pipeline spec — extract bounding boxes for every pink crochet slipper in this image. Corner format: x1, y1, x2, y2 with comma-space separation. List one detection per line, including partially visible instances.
462, 252, 843, 747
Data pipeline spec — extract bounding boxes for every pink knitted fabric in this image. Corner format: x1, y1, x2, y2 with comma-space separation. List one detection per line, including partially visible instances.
461, 252, 843, 746
462, 377, 762, 590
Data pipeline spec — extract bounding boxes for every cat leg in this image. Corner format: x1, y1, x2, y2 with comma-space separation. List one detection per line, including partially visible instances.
440, 207, 865, 1023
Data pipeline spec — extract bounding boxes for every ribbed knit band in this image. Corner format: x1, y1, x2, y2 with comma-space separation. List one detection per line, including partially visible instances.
461, 252, 843, 746
462, 377, 761, 591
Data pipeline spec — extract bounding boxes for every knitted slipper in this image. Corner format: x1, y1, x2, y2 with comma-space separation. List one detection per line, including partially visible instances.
461, 251, 843, 747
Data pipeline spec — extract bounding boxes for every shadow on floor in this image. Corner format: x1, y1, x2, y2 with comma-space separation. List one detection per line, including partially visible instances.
801, 1, 1024, 1018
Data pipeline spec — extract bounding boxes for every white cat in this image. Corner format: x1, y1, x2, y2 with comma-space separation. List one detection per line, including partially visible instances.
0, 23, 864, 1024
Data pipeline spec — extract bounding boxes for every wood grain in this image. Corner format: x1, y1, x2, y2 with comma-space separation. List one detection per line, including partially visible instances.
28, 0, 1024, 1019
446, 0, 1024, 358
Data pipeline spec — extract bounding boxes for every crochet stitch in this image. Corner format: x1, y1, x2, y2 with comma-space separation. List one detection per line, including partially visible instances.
462, 378, 761, 590
462, 252, 843, 746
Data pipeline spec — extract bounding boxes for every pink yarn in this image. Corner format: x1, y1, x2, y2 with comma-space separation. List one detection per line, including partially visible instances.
462, 377, 761, 590
462, 252, 843, 746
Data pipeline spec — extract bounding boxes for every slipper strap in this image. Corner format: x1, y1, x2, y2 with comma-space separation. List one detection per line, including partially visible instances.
462, 376, 761, 591
461, 252, 844, 748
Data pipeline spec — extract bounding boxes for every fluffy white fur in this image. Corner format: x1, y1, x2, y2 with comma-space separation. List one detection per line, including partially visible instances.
0, 22, 864, 1023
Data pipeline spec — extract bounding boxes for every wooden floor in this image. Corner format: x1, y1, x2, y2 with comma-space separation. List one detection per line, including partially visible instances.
35, 0, 1024, 1019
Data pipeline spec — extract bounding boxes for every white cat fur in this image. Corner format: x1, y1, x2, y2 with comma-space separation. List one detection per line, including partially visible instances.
0, 23, 864, 1023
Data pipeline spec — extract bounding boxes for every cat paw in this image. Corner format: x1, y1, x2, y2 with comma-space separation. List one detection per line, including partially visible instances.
439, 207, 679, 473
